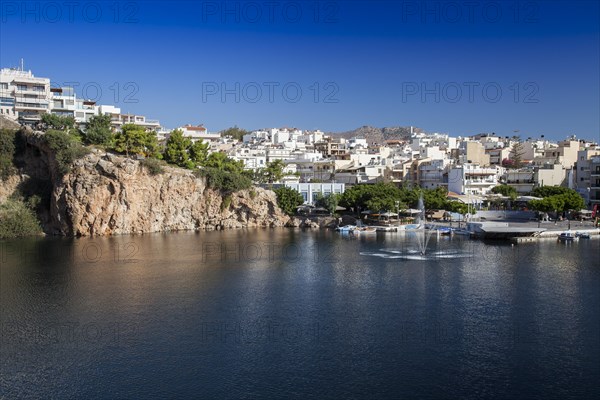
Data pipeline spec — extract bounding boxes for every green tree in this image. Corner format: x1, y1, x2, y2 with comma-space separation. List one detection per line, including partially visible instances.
530, 186, 584, 212
529, 196, 565, 213
559, 191, 585, 211
509, 141, 525, 169
531, 186, 570, 198
40, 113, 76, 132
164, 129, 192, 167
264, 159, 285, 184
491, 184, 518, 200
220, 126, 249, 142
84, 114, 113, 145
205, 152, 244, 173
315, 192, 341, 215
189, 139, 209, 166
113, 124, 160, 158
274, 186, 304, 216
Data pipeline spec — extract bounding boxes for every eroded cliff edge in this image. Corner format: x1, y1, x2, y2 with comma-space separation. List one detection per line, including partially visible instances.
12, 130, 291, 236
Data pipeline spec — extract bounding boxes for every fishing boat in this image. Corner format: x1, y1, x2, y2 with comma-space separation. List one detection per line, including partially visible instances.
575, 232, 591, 239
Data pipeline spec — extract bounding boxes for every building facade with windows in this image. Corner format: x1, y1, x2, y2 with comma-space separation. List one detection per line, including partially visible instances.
0, 67, 50, 123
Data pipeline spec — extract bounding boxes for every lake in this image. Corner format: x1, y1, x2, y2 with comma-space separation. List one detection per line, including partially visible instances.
1, 229, 599, 399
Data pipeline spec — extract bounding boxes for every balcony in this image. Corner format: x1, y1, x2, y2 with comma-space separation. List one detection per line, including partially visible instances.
15, 102, 48, 110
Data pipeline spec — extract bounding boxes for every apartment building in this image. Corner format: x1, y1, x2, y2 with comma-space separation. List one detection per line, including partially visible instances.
178, 124, 220, 143
448, 164, 503, 196
575, 147, 600, 205
0, 67, 50, 123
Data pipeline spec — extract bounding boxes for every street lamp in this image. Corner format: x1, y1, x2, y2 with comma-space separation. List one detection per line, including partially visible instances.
395, 200, 400, 227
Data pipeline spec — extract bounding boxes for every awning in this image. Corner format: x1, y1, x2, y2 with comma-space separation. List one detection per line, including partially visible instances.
516, 196, 542, 202
400, 208, 421, 214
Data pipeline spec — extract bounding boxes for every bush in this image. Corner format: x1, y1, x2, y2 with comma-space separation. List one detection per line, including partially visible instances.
249, 189, 257, 199
197, 167, 253, 193
221, 194, 232, 211
0, 128, 16, 180
44, 130, 89, 174
0, 198, 42, 239
140, 157, 165, 175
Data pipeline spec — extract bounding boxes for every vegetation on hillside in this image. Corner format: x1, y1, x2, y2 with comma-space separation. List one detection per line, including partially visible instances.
0, 128, 16, 180
0, 197, 42, 239
44, 130, 90, 174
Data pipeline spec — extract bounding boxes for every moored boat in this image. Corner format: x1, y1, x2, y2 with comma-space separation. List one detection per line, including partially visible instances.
558, 231, 577, 241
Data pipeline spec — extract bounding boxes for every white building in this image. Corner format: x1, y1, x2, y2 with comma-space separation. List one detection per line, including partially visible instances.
0, 67, 50, 123
283, 182, 345, 204
178, 124, 220, 142
448, 164, 503, 196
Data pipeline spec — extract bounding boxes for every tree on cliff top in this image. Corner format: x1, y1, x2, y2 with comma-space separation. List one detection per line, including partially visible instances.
163, 129, 210, 169
84, 114, 113, 146
113, 124, 160, 158
164, 129, 192, 168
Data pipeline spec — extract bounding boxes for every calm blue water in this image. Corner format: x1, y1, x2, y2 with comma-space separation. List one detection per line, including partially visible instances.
1, 230, 599, 399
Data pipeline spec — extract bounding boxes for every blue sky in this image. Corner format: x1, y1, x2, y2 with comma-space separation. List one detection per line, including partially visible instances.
1, 0, 599, 140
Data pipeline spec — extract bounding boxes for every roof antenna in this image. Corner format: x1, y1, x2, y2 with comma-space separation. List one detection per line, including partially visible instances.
20, 58, 24, 71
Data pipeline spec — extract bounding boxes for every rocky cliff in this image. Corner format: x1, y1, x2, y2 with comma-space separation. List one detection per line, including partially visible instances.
13, 131, 291, 236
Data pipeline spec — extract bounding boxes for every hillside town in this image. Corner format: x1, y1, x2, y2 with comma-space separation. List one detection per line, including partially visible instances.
2, 66, 599, 210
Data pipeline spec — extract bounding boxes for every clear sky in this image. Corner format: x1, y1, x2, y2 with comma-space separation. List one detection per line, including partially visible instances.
1, 0, 599, 141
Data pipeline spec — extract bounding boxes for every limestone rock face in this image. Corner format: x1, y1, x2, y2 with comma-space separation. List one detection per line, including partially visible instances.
48, 153, 290, 236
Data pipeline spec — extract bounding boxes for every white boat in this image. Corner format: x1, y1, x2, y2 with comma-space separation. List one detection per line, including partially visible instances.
575, 232, 591, 239
558, 232, 577, 241
336, 225, 356, 232
355, 227, 377, 235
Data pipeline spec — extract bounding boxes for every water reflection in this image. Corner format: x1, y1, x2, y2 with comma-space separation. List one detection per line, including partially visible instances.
1, 231, 598, 399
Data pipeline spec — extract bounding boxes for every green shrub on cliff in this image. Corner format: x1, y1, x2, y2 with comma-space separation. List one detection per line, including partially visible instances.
197, 167, 253, 193
0, 128, 16, 180
0, 198, 41, 239
140, 157, 165, 175
44, 130, 90, 174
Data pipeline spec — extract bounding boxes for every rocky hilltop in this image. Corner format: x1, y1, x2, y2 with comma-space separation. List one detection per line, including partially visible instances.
10, 130, 291, 236
329, 125, 422, 144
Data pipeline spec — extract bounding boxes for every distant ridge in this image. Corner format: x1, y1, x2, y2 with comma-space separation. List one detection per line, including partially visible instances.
328, 125, 423, 144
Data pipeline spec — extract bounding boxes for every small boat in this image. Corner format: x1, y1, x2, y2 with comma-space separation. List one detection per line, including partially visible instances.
355, 227, 377, 235
437, 227, 452, 235
558, 232, 577, 241
575, 232, 591, 239
336, 225, 356, 232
